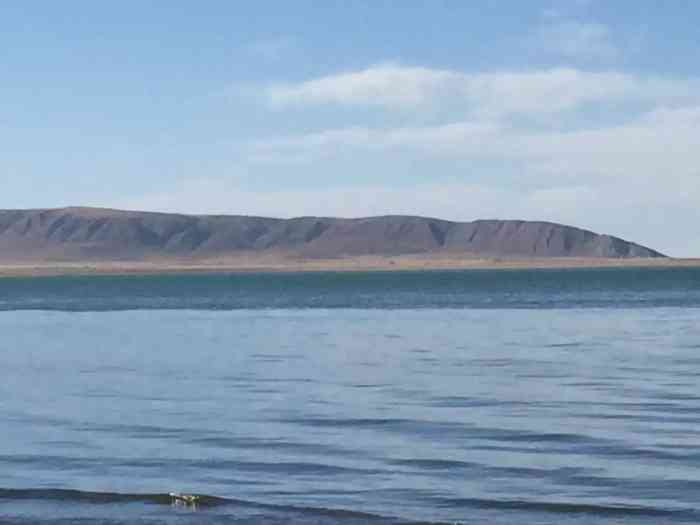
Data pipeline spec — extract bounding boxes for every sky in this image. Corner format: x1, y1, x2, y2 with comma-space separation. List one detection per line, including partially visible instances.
2, 1, 699, 256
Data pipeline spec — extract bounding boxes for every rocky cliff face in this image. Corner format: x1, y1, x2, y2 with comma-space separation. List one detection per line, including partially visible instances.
0, 207, 665, 260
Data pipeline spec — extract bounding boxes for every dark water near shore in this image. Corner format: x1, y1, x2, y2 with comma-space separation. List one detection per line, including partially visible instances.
2, 268, 700, 524
1, 267, 700, 311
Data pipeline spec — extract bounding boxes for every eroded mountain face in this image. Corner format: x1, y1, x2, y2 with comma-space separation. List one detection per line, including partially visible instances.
0, 207, 665, 261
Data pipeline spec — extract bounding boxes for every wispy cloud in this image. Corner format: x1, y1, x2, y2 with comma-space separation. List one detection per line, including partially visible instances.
533, 1, 621, 62
535, 20, 618, 61
266, 64, 696, 118
247, 104, 700, 177
245, 122, 504, 165
267, 63, 458, 109
246, 37, 297, 61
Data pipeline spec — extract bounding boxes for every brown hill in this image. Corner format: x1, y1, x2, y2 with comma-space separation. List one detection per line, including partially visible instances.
0, 207, 665, 261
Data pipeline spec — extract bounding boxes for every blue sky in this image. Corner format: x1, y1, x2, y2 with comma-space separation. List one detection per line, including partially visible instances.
2, 1, 699, 255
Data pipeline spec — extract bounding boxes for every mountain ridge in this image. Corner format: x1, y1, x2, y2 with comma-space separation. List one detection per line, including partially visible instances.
0, 207, 665, 261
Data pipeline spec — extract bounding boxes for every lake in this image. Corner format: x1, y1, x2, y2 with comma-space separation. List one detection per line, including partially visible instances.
2, 268, 700, 524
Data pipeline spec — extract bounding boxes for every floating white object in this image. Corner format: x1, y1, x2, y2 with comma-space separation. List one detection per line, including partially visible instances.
169, 492, 200, 508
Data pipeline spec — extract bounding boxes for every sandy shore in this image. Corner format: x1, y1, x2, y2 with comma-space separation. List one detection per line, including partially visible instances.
0, 255, 699, 277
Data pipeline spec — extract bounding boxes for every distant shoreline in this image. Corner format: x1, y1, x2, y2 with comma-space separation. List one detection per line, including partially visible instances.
0, 256, 698, 278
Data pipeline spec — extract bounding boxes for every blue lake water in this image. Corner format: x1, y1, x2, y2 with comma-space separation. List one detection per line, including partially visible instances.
1, 268, 700, 524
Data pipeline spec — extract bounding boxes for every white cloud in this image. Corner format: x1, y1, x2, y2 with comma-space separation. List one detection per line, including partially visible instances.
535, 0, 618, 61
119, 65, 700, 256
247, 104, 700, 178
535, 20, 618, 61
266, 64, 697, 118
246, 121, 503, 164
267, 64, 458, 109
246, 37, 296, 61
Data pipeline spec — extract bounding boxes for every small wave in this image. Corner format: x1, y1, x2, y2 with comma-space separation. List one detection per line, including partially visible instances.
388, 458, 589, 480
0, 488, 424, 523
546, 342, 584, 348
429, 396, 528, 408
429, 496, 695, 518
282, 417, 414, 428
0, 487, 695, 523
0, 488, 227, 507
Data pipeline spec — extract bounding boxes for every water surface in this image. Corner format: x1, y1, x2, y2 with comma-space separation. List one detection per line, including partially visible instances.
1, 268, 699, 524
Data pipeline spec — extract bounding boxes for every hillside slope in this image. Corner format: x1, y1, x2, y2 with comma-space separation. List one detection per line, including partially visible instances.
0, 207, 665, 261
